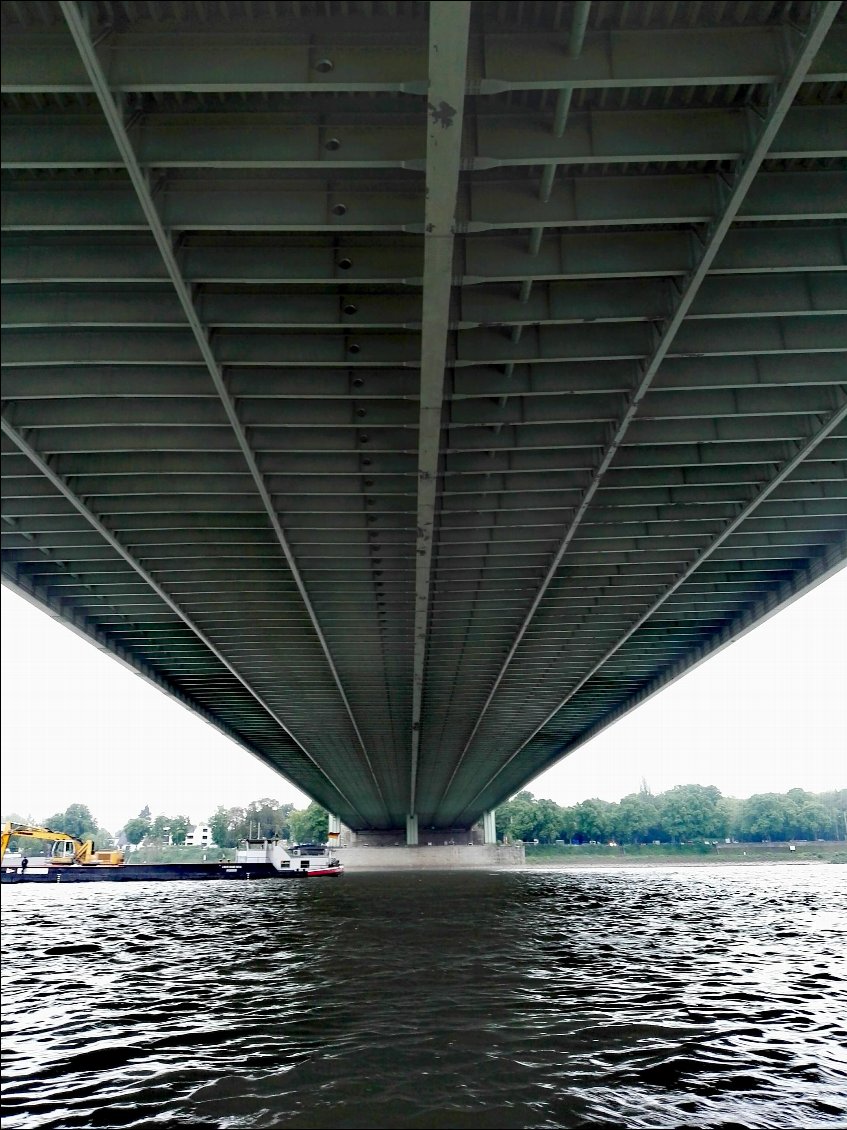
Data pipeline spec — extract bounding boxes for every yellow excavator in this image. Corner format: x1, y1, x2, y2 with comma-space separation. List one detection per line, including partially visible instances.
0, 821, 124, 867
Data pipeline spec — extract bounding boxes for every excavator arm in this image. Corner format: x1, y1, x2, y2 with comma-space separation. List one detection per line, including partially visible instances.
0, 823, 13, 863
1, 820, 86, 863
0, 822, 123, 865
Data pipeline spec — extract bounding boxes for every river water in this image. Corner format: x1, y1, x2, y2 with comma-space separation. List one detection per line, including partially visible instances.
2, 864, 845, 1130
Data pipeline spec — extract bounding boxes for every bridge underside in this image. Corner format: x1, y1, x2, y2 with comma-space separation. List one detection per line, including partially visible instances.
2, 0, 845, 833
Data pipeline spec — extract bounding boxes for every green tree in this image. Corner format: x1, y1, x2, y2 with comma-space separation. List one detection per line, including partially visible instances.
94, 824, 116, 848
571, 799, 614, 843
122, 805, 152, 846
717, 795, 741, 842
275, 803, 295, 841
784, 789, 831, 840
146, 813, 190, 844
816, 788, 847, 840
534, 797, 567, 844
659, 784, 724, 842
149, 814, 171, 842
230, 807, 249, 845
209, 806, 229, 849
246, 798, 293, 839
495, 791, 539, 842
616, 791, 661, 844
42, 803, 99, 842
553, 804, 577, 844
740, 792, 795, 841
289, 802, 329, 844
795, 799, 831, 840
169, 815, 191, 845
209, 805, 238, 849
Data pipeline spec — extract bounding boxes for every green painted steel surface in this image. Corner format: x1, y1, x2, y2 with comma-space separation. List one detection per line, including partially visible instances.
2, 1, 845, 833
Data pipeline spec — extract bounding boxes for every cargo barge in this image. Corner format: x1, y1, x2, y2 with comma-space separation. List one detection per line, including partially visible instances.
1, 823, 343, 883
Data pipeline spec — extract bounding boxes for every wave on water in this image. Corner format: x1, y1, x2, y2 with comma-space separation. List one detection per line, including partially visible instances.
2, 864, 845, 1129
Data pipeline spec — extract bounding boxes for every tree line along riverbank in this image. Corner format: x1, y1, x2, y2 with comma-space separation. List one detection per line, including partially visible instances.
4, 785, 844, 862
497, 784, 846, 847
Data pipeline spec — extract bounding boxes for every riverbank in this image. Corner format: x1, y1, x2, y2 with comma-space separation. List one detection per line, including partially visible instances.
523, 841, 847, 866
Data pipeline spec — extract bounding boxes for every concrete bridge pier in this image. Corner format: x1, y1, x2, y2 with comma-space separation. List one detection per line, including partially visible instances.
328, 813, 342, 849
327, 810, 523, 868
483, 810, 497, 844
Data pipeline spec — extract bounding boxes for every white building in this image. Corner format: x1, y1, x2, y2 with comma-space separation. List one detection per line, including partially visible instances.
184, 824, 215, 847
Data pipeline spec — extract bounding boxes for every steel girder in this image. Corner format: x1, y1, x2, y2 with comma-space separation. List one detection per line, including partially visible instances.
2, 0, 846, 833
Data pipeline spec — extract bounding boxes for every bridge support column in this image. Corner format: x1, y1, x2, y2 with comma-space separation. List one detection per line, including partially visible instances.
327, 814, 341, 848
406, 814, 419, 846
483, 810, 497, 844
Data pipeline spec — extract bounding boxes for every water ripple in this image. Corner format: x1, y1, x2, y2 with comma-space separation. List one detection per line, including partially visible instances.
2, 865, 845, 1128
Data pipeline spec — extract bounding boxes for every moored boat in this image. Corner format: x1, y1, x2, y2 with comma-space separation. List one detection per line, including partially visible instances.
0, 823, 343, 883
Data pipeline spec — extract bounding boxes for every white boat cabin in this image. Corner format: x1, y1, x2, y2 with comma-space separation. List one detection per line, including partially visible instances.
235, 838, 337, 872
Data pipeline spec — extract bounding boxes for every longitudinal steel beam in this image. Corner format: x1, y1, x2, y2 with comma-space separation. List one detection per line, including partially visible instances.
439, 0, 843, 806
537, 0, 590, 223
410, 1, 471, 815
57, 0, 388, 818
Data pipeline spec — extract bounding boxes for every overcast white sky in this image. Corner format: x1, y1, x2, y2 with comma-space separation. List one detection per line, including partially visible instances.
2, 567, 845, 834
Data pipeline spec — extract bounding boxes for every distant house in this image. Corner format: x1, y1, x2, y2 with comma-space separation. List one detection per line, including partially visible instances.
184, 824, 216, 847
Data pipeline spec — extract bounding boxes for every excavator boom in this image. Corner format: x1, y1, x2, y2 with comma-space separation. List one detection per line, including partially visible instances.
0, 822, 123, 866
